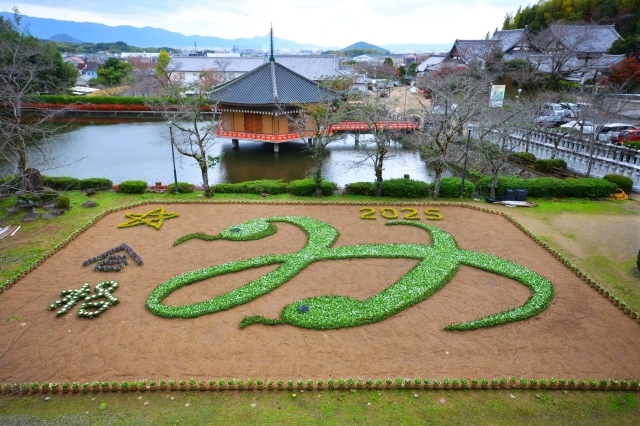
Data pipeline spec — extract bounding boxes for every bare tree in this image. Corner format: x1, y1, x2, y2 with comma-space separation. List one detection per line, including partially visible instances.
146, 73, 222, 197
410, 68, 492, 198
287, 95, 345, 197
347, 96, 399, 197
0, 9, 76, 191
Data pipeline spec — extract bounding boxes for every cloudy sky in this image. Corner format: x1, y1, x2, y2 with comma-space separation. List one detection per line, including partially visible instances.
0, 1, 530, 47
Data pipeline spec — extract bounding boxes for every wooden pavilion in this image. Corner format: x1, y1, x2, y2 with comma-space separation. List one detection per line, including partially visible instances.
207, 30, 336, 152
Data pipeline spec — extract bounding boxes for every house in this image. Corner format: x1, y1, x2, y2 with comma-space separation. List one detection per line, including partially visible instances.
445, 39, 502, 70
168, 55, 343, 86
491, 27, 540, 60
542, 24, 622, 63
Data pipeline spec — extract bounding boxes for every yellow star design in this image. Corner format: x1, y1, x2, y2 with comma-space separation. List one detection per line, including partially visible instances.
118, 207, 179, 230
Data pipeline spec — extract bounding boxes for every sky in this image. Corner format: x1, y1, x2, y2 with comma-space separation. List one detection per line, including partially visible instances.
0, 1, 531, 48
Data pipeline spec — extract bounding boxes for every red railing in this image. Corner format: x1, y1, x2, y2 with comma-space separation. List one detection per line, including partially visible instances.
216, 121, 418, 142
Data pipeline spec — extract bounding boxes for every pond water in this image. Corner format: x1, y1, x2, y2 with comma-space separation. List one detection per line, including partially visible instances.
1, 119, 447, 187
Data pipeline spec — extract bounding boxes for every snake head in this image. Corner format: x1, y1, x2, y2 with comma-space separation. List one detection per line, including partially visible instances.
219, 218, 277, 241
279, 296, 366, 330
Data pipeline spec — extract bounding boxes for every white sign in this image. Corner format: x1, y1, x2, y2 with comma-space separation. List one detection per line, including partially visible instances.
489, 85, 506, 108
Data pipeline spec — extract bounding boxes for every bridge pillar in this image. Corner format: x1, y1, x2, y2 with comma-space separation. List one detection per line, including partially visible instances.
232, 139, 239, 149
354, 133, 360, 146
273, 143, 280, 153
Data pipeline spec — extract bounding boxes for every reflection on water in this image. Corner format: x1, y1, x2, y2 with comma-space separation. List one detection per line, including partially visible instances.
0, 119, 440, 186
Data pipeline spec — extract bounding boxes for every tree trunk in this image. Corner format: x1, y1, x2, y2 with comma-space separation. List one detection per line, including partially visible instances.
490, 173, 499, 198
432, 168, 444, 199
200, 166, 212, 197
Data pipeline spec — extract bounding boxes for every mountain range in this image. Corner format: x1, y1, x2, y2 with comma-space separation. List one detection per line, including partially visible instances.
1, 12, 452, 53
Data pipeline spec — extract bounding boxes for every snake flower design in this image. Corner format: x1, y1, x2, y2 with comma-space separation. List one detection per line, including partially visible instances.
146, 216, 554, 331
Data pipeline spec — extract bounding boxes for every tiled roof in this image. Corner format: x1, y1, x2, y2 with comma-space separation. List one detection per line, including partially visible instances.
549, 24, 622, 54
587, 54, 625, 70
169, 55, 340, 81
449, 40, 501, 63
528, 54, 583, 74
492, 29, 527, 52
416, 55, 447, 72
207, 61, 335, 106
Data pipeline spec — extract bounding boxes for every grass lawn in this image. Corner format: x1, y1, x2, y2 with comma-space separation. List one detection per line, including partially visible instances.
1, 190, 639, 425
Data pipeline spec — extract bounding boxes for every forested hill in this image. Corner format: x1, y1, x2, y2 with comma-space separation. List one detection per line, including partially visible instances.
502, 0, 640, 54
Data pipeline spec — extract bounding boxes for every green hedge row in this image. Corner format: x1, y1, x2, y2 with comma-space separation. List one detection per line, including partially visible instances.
475, 176, 617, 198
213, 179, 288, 195
344, 177, 473, 198
42, 176, 113, 191
117, 180, 147, 194
288, 179, 337, 196
533, 159, 567, 173
167, 182, 196, 194
603, 174, 633, 194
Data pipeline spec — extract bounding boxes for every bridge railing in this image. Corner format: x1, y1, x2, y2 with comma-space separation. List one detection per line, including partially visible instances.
473, 127, 640, 192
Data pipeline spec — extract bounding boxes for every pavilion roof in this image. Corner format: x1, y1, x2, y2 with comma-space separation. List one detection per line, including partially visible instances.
207, 61, 336, 106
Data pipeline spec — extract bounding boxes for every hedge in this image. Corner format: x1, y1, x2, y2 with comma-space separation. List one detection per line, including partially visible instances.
475, 176, 617, 198
288, 179, 336, 196
602, 174, 633, 194
33, 95, 148, 105
78, 178, 113, 190
433, 177, 474, 198
533, 159, 567, 173
116, 180, 147, 194
167, 182, 196, 194
381, 178, 430, 198
510, 152, 536, 165
214, 179, 288, 195
344, 182, 375, 196
42, 176, 81, 191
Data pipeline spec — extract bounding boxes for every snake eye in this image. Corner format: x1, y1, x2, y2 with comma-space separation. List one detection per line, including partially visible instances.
297, 304, 309, 314
229, 228, 241, 233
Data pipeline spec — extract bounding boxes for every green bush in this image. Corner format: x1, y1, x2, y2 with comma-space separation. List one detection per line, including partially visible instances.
533, 159, 567, 173
167, 182, 196, 194
42, 176, 81, 191
78, 178, 113, 191
433, 177, 475, 198
380, 178, 429, 198
53, 195, 70, 209
344, 182, 375, 196
602, 174, 633, 194
214, 179, 288, 195
510, 152, 536, 164
624, 142, 640, 150
117, 180, 147, 194
288, 179, 336, 196
475, 176, 617, 198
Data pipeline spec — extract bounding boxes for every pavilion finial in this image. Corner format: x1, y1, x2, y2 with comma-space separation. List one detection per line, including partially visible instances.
269, 24, 275, 62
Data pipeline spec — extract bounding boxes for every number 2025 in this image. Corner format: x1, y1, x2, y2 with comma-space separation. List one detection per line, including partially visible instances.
359, 207, 443, 220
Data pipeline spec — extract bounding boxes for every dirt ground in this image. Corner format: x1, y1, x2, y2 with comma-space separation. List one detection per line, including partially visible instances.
1, 203, 640, 384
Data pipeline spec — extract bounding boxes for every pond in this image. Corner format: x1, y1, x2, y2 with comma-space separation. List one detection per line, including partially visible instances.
1, 119, 448, 187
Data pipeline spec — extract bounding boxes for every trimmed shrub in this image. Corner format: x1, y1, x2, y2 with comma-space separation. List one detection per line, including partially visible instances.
288, 178, 336, 196
167, 182, 196, 194
433, 177, 475, 198
41, 176, 81, 191
533, 159, 567, 173
117, 180, 147, 194
214, 179, 288, 195
602, 174, 633, 194
475, 176, 617, 198
510, 152, 536, 165
344, 182, 375, 196
53, 195, 70, 209
78, 178, 113, 191
380, 178, 429, 198
624, 142, 640, 150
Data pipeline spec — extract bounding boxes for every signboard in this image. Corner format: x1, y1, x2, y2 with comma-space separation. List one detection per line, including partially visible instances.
489, 85, 506, 108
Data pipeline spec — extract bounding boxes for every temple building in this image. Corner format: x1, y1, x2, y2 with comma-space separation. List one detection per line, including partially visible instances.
207, 30, 336, 152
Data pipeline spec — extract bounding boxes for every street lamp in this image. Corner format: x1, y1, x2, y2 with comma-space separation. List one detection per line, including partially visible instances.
516, 88, 522, 102
167, 121, 179, 194
460, 123, 474, 198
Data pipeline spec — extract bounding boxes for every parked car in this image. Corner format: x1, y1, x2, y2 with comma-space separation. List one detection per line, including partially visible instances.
559, 102, 580, 118
615, 129, 640, 144
597, 123, 638, 142
533, 115, 570, 127
540, 102, 567, 117
559, 120, 597, 134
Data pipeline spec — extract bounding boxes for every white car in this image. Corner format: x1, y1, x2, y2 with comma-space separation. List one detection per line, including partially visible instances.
559, 120, 596, 134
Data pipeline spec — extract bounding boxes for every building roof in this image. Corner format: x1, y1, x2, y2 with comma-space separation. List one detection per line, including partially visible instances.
528, 54, 583, 74
448, 40, 501, 63
492, 29, 527, 52
548, 24, 622, 54
207, 60, 336, 106
416, 55, 447, 72
587, 54, 625, 71
169, 55, 341, 81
